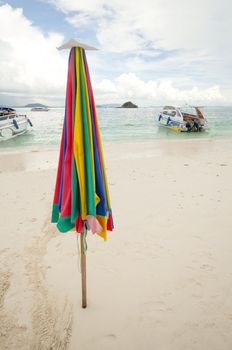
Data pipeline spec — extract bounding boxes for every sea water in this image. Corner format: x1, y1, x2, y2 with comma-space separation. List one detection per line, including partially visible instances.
0, 106, 232, 150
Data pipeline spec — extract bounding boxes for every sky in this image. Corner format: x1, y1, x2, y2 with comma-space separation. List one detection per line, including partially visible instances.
0, 0, 231, 106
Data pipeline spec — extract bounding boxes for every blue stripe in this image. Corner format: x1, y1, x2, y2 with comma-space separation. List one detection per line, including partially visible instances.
83, 51, 107, 216
58, 50, 73, 212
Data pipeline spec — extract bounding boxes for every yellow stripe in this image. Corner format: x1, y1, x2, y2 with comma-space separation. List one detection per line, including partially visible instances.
73, 48, 87, 218
80, 50, 99, 206
96, 215, 107, 241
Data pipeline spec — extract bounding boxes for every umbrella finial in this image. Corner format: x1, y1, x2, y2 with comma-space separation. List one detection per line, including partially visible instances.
58, 38, 98, 51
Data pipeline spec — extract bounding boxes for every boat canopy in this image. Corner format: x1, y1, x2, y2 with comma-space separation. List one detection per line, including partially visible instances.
162, 106, 205, 120
163, 106, 175, 110
0, 107, 15, 112
162, 106, 182, 118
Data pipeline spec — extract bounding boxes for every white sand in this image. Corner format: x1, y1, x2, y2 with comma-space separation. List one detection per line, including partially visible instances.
0, 139, 232, 350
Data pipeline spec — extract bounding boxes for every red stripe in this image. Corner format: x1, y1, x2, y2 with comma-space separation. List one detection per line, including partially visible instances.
60, 48, 75, 217
53, 127, 64, 204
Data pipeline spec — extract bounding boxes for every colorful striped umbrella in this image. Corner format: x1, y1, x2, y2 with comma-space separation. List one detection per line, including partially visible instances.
51, 40, 114, 308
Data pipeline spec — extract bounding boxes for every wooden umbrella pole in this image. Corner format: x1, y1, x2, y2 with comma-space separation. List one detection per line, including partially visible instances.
80, 227, 87, 308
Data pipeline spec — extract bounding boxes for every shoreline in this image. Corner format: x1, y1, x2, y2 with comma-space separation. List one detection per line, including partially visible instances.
0, 136, 232, 153
0, 138, 231, 173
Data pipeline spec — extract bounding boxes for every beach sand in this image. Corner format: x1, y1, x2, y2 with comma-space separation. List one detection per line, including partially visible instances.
0, 139, 232, 350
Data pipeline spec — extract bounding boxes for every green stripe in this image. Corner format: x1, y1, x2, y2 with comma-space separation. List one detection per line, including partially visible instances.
71, 158, 80, 223
71, 48, 80, 223
57, 216, 75, 233
79, 48, 96, 216
51, 203, 59, 223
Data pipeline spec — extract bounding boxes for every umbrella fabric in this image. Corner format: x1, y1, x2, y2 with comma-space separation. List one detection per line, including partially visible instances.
52, 47, 113, 240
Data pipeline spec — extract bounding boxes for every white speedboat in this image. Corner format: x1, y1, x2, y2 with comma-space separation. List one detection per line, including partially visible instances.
31, 106, 49, 111
0, 107, 33, 140
158, 106, 208, 132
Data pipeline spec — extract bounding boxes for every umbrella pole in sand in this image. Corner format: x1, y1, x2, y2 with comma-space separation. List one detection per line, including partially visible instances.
53, 40, 114, 308
80, 227, 87, 308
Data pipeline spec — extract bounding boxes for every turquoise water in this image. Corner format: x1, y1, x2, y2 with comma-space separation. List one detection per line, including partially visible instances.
0, 106, 232, 150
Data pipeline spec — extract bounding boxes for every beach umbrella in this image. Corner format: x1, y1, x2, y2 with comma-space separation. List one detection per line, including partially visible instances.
51, 39, 114, 308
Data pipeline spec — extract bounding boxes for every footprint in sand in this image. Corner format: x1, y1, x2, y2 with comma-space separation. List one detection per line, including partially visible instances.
139, 301, 172, 328
200, 264, 214, 271
98, 334, 117, 346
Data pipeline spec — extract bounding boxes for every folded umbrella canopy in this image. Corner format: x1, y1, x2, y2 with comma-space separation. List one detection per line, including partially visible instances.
52, 40, 114, 307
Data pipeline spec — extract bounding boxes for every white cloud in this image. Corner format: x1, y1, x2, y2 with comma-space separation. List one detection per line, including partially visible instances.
44, 0, 108, 15
45, 0, 232, 54
43, 0, 232, 103
0, 4, 67, 105
93, 73, 225, 105
0, 2, 231, 106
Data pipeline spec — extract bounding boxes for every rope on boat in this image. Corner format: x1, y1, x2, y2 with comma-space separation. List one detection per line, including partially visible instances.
13, 119, 19, 129
27, 118, 33, 127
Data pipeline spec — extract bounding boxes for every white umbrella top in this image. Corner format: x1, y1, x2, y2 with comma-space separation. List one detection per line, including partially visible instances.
58, 39, 98, 51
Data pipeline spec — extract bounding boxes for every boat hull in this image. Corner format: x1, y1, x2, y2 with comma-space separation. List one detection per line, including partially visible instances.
0, 115, 32, 140
158, 113, 207, 132
31, 108, 49, 111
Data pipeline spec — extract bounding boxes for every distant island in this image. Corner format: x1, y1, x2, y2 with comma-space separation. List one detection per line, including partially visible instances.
120, 101, 138, 108
25, 103, 48, 108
